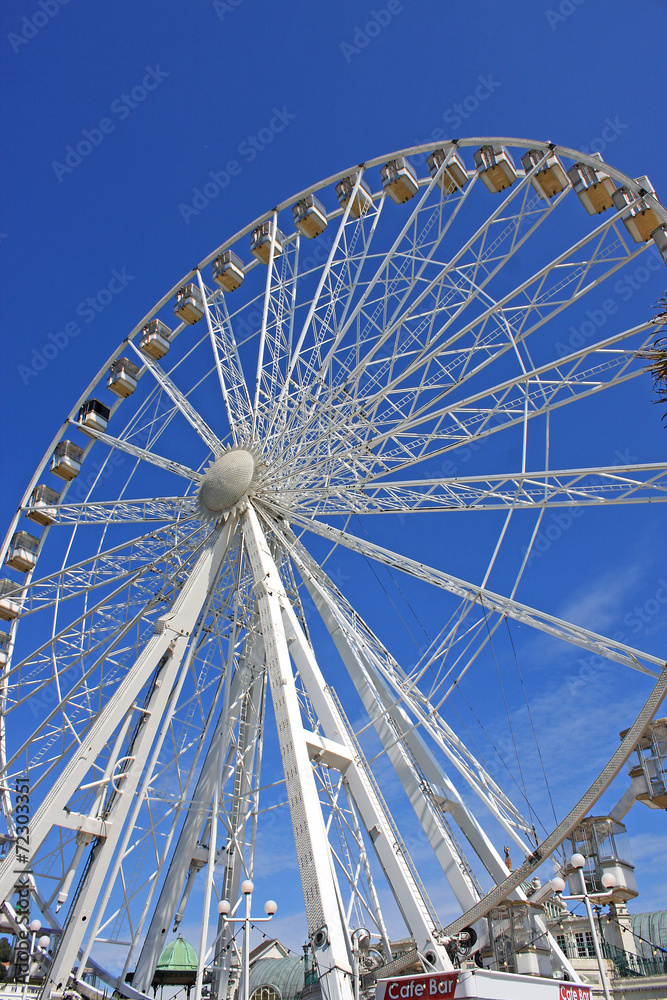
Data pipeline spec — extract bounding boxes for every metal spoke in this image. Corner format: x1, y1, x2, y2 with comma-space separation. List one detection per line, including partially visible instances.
276, 507, 664, 676
67, 421, 204, 482
24, 496, 195, 525
127, 339, 223, 454
280, 462, 667, 515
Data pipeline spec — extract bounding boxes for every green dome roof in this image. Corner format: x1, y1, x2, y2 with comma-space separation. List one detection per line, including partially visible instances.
156, 937, 198, 972
249, 957, 305, 1000
632, 911, 667, 949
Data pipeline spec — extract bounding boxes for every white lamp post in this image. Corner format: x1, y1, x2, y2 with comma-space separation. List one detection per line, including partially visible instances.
28, 919, 41, 957
554, 855, 616, 1000
33, 933, 50, 987
350, 928, 370, 1000
21, 921, 42, 1000
217, 880, 277, 1000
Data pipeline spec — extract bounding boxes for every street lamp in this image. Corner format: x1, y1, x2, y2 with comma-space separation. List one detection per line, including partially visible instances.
32, 932, 50, 986
217, 880, 277, 1000
21, 921, 42, 1000
351, 928, 370, 1000
555, 855, 616, 1000
28, 919, 41, 957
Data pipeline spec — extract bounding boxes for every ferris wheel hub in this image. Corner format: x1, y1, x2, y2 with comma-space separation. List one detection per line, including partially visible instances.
198, 447, 257, 519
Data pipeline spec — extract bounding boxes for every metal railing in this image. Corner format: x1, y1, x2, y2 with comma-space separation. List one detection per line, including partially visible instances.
602, 940, 667, 979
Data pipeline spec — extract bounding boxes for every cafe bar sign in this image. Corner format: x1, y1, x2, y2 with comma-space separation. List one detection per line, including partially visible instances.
375, 971, 592, 1000
376, 973, 459, 1000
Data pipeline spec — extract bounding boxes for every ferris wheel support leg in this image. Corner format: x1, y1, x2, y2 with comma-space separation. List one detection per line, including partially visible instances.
196, 727, 222, 1000
211, 641, 267, 1000
82, 555, 245, 989
333, 644, 579, 980
120, 662, 232, 994
277, 598, 454, 972
193, 624, 257, 1000
288, 533, 526, 870
131, 632, 265, 996
243, 507, 355, 1000
289, 534, 580, 979
341, 782, 393, 961
38, 519, 234, 992
0, 521, 237, 996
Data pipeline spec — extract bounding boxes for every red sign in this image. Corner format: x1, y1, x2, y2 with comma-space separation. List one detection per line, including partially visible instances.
559, 987, 591, 1000
376, 973, 458, 1000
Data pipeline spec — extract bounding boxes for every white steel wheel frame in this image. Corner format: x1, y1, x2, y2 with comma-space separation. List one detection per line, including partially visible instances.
0, 138, 666, 1000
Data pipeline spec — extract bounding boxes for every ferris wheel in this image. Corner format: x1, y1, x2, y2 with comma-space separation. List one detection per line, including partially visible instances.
1, 138, 667, 1000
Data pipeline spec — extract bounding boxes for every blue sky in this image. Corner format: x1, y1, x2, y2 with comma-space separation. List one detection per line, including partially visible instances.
2, 0, 667, 969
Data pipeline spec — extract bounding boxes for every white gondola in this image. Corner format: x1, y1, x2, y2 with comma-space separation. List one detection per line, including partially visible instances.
487, 901, 552, 978
0, 580, 19, 622
26, 484, 59, 526
0, 631, 10, 667
335, 174, 372, 218
380, 157, 419, 204
250, 222, 286, 264
212, 250, 245, 291
292, 195, 328, 239
567, 154, 616, 214
566, 817, 638, 903
51, 440, 84, 481
520, 148, 570, 200
622, 717, 667, 809
473, 145, 517, 193
174, 283, 205, 324
427, 148, 469, 194
5, 531, 39, 573
612, 176, 662, 243
77, 398, 111, 435
108, 357, 140, 398
140, 319, 172, 359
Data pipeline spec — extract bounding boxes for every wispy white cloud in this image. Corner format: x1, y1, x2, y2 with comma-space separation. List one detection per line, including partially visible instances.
556, 566, 644, 633
628, 832, 667, 863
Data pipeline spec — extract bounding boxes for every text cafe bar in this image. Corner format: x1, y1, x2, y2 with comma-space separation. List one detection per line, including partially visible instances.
375, 972, 592, 1000
376, 973, 458, 1000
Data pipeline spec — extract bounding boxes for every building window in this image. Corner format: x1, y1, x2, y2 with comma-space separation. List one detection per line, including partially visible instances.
250, 987, 280, 1000
575, 931, 595, 959
556, 933, 575, 959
